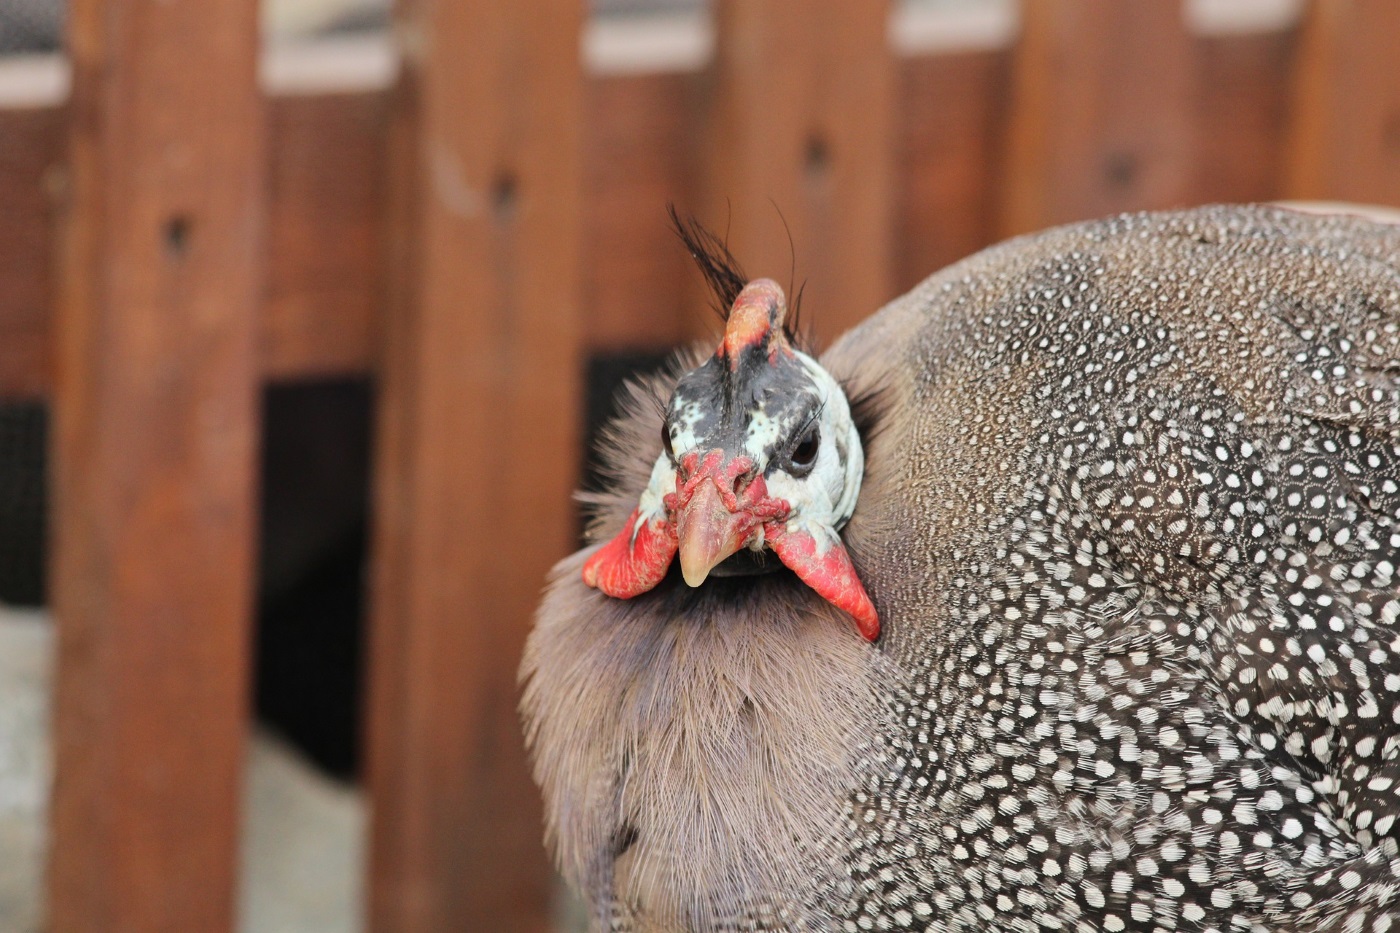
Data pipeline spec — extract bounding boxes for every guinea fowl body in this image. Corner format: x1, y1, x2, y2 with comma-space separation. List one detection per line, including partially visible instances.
521, 205, 1400, 932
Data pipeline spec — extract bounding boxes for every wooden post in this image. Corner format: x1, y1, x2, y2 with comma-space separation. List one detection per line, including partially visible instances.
1000, 0, 1195, 237
700, 0, 895, 344
1285, 0, 1400, 206
365, 0, 583, 930
46, 2, 264, 931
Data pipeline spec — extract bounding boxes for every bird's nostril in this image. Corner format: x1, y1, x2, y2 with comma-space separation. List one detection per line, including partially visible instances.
715, 456, 759, 504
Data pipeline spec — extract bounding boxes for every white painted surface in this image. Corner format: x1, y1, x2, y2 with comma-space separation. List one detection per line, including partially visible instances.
0, 54, 66, 108
1185, 0, 1304, 36
891, 0, 1018, 55
0, 607, 49, 933
261, 34, 399, 94
583, 10, 713, 75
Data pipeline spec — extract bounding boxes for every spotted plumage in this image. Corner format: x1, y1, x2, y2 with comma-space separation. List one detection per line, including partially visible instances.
521, 205, 1400, 932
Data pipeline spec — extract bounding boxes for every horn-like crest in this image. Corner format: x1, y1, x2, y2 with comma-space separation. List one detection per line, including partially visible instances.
721, 278, 788, 367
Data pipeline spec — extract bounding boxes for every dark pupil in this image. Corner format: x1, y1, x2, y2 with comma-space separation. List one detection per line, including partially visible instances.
661, 424, 675, 460
790, 427, 819, 468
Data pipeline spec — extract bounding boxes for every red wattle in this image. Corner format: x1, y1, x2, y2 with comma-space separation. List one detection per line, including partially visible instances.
768, 527, 880, 641
582, 507, 678, 599
579, 452, 876, 643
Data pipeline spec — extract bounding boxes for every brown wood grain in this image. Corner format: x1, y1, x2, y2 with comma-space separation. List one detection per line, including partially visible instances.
699, 0, 897, 346
896, 49, 1012, 293
1285, 0, 1400, 206
0, 26, 1381, 395
1194, 28, 1298, 206
265, 91, 391, 381
0, 93, 389, 396
1000, 0, 1197, 237
363, 0, 584, 930
584, 72, 698, 352
45, 1, 265, 931
0, 105, 63, 398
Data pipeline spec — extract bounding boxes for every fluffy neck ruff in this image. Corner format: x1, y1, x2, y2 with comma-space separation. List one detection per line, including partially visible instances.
522, 562, 886, 930
520, 359, 889, 930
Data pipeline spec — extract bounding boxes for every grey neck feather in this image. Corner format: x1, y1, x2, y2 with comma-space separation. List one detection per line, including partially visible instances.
522, 357, 894, 929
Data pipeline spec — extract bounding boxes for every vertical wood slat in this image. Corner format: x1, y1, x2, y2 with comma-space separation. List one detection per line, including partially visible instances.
365, 0, 584, 930
1193, 28, 1299, 207
265, 91, 392, 381
896, 50, 1011, 293
999, 0, 1196, 237
701, 0, 895, 345
0, 104, 63, 399
585, 74, 698, 352
46, 2, 265, 932
1285, 0, 1400, 206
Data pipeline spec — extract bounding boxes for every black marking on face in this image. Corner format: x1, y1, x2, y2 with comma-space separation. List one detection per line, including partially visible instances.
665, 348, 824, 474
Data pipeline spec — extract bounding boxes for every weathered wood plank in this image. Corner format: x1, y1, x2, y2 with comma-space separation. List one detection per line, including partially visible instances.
45, 1, 264, 931
0, 92, 390, 396
1285, 0, 1400, 206
0, 30, 1321, 394
0, 104, 63, 399
1194, 28, 1298, 206
584, 72, 696, 352
0, 24, 1381, 396
700, 0, 896, 345
1000, 0, 1196, 237
363, 0, 584, 929
0, 73, 683, 393
895, 49, 1010, 293
265, 91, 391, 381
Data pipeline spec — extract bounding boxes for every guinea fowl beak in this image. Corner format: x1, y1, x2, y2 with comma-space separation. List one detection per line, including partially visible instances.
676, 479, 750, 586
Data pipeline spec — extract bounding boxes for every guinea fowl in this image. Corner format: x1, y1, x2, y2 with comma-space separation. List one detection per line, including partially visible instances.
520, 204, 1400, 932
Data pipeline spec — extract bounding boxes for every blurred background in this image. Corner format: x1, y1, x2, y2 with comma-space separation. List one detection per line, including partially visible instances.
0, 0, 1396, 931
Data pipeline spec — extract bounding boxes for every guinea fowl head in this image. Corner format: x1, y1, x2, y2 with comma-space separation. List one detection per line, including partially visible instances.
581, 241, 877, 639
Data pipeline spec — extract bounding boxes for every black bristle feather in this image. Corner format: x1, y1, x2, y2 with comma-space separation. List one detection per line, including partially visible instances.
772, 201, 808, 343
789, 280, 809, 349
668, 205, 748, 317
668, 205, 809, 349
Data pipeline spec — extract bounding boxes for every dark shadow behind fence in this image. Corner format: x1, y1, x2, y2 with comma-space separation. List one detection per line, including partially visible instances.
0, 1, 1396, 930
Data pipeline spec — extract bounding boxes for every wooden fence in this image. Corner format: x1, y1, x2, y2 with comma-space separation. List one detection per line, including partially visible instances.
0, 1, 1397, 930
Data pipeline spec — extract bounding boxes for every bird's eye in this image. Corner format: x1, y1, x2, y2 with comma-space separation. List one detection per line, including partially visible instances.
661, 424, 676, 461
788, 425, 819, 476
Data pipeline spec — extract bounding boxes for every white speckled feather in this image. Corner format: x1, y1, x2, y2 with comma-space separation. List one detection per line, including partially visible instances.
523, 205, 1400, 932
